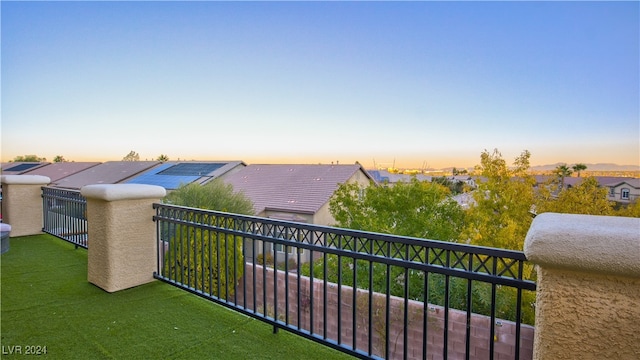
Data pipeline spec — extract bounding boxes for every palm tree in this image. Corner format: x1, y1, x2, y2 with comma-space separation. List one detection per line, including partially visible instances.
572, 163, 587, 177
157, 154, 169, 162
554, 164, 573, 191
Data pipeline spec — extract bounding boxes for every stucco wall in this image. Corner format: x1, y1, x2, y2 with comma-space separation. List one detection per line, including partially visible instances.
82, 184, 166, 292
524, 213, 640, 360
311, 201, 335, 226
533, 267, 639, 360
313, 168, 374, 227
1, 175, 50, 237
251, 169, 375, 264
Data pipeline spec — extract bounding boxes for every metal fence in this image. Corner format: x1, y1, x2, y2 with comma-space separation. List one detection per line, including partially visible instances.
42, 186, 88, 249
153, 203, 536, 360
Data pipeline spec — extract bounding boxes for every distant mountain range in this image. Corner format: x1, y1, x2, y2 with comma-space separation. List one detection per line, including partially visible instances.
530, 163, 640, 172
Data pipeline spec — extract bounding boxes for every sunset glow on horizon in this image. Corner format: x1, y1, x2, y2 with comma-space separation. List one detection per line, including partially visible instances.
2, 2, 638, 170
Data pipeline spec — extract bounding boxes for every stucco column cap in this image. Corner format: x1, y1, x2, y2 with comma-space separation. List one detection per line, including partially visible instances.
524, 212, 640, 277
81, 184, 166, 202
1, 175, 51, 185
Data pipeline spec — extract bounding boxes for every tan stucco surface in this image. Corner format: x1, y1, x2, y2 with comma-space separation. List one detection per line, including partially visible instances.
1, 174, 51, 185
1, 176, 50, 237
81, 183, 166, 201
83, 184, 164, 292
525, 213, 640, 360
524, 213, 640, 277
533, 267, 640, 359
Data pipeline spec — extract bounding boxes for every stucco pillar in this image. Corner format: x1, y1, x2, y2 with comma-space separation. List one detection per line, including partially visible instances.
524, 213, 640, 360
81, 184, 166, 293
1, 175, 51, 237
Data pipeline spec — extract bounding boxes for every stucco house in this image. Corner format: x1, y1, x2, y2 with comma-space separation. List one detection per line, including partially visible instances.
606, 178, 640, 204
368, 169, 432, 185
534, 175, 639, 196
223, 163, 375, 263
224, 163, 374, 225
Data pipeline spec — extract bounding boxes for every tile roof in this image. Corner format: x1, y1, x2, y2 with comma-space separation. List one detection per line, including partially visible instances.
22, 162, 101, 182
224, 164, 368, 215
603, 178, 640, 188
534, 175, 639, 188
51, 161, 160, 189
125, 161, 246, 190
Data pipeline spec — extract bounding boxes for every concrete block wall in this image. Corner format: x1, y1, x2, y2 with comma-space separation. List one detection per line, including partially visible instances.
235, 264, 533, 360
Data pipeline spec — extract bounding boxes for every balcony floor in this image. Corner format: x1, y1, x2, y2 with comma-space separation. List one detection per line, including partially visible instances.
1, 235, 352, 359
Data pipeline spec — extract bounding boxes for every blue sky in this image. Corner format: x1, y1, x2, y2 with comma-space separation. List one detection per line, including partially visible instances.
2, 1, 638, 169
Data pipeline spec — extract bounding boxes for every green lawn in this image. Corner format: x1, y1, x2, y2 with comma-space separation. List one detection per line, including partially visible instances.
1, 235, 353, 359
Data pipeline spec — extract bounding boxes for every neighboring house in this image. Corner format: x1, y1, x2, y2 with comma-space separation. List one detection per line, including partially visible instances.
368, 170, 476, 189
451, 175, 476, 188
534, 175, 637, 189
225, 163, 374, 224
50, 161, 161, 189
125, 161, 246, 190
605, 179, 640, 204
368, 169, 432, 185
224, 163, 375, 263
534, 175, 575, 190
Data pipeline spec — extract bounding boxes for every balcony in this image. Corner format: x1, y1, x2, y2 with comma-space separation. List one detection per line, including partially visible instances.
1, 234, 352, 359
1, 175, 638, 359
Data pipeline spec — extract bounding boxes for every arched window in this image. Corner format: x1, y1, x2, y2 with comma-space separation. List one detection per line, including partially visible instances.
621, 188, 630, 200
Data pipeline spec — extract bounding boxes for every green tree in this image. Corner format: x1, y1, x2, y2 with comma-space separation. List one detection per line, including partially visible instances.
163, 180, 254, 298
13, 155, 45, 162
451, 167, 468, 176
615, 200, 640, 218
553, 164, 573, 191
432, 176, 467, 195
329, 177, 465, 241
318, 153, 536, 326
53, 155, 66, 163
165, 180, 254, 215
462, 149, 536, 251
571, 163, 587, 177
460, 149, 537, 325
122, 150, 140, 161
536, 177, 615, 216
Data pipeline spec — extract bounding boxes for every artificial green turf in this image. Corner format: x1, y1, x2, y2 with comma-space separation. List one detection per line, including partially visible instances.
1, 235, 353, 359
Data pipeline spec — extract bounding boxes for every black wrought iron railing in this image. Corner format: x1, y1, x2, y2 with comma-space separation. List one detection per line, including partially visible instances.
153, 203, 536, 360
42, 186, 88, 249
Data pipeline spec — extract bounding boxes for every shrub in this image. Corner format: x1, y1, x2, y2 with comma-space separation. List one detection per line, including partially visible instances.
162, 180, 254, 299
164, 223, 244, 299
256, 253, 297, 271
300, 253, 535, 325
